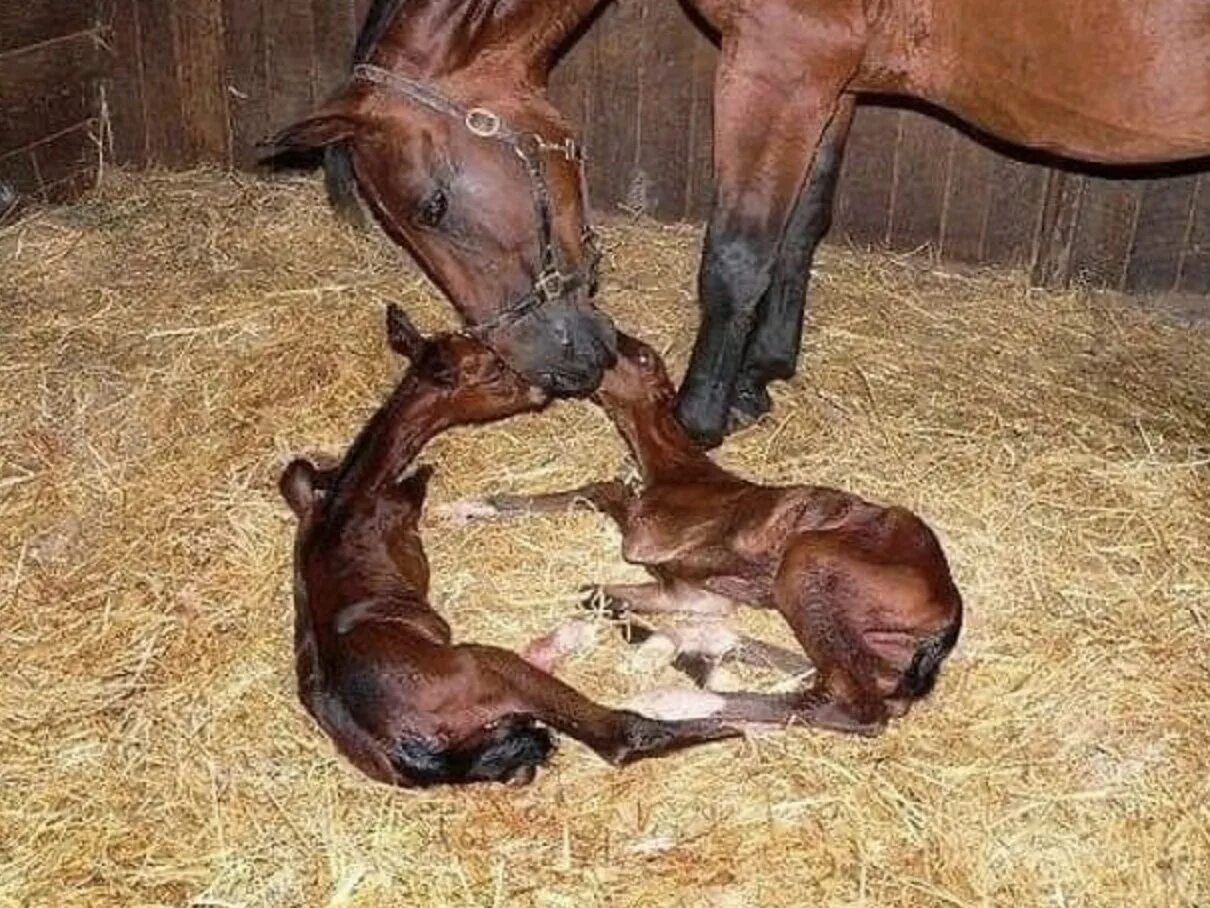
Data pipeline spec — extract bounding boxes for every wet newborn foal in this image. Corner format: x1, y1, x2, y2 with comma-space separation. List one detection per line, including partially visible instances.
458, 332, 964, 736
280, 308, 742, 787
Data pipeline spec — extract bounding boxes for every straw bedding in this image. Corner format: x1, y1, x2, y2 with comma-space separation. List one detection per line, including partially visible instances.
1, 170, 1207, 908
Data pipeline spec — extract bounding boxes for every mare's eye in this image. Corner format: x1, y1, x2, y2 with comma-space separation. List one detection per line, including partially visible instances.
417, 189, 448, 227
637, 349, 654, 368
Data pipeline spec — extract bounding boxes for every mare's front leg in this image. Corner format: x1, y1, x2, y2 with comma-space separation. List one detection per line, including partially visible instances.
729, 98, 855, 430
675, 19, 864, 447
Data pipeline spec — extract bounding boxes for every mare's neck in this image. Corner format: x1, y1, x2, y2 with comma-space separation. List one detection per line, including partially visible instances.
370, 0, 611, 84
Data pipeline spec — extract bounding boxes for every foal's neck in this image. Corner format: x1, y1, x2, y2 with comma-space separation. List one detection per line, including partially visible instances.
369, 0, 612, 82
326, 373, 445, 514
610, 399, 728, 487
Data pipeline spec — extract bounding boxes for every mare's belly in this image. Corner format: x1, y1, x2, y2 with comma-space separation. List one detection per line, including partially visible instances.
868, 0, 1210, 162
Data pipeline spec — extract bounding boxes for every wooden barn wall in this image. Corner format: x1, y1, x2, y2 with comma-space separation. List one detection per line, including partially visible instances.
0, 1, 106, 209
81, 1, 1210, 299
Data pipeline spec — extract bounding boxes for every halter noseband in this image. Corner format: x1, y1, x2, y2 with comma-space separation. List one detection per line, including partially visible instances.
351, 63, 602, 340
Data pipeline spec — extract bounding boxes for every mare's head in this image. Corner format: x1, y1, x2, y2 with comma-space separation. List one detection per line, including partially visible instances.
267, 4, 616, 396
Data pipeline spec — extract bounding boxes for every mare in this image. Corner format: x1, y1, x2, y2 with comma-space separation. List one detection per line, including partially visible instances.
674, 0, 1210, 445
280, 306, 744, 787
456, 332, 964, 735
267, 0, 620, 397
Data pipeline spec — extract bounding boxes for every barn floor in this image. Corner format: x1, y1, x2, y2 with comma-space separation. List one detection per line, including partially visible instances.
2, 171, 1208, 908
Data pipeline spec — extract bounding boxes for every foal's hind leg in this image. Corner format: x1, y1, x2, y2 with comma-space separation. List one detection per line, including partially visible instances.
460, 644, 743, 765
730, 98, 855, 431
771, 534, 894, 736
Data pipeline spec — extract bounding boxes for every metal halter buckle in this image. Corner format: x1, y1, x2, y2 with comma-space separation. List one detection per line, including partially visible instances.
534, 269, 566, 301
465, 108, 502, 138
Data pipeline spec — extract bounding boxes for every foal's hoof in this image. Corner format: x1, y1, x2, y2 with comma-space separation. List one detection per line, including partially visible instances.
437, 498, 499, 524
623, 634, 678, 676
622, 688, 728, 721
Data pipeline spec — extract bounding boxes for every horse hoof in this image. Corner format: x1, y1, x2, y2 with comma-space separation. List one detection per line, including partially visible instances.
624, 634, 678, 676
726, 382, 772, 433
621, 687, 727, 721
437, 498, 498, 524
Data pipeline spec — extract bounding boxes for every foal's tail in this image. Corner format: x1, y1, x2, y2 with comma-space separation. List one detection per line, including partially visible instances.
897, 619, 961, 700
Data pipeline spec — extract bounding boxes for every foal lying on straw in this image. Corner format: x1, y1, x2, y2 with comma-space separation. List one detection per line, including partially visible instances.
455, 332, 964, 735
279, 307, 745, 787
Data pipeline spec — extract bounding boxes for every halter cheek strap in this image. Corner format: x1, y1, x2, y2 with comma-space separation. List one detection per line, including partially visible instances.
350, 63, 602, 340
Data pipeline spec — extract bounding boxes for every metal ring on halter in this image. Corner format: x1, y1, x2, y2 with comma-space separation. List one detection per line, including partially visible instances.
465, 108, 502, 138
534, 269, 566, 302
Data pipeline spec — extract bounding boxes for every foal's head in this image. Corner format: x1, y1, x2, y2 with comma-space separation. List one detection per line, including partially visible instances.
268, 4, 616, 397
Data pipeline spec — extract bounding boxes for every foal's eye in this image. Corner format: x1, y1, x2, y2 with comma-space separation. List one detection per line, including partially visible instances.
416, 189, 448, 227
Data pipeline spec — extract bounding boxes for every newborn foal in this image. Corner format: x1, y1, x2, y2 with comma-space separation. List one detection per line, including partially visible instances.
280, 308, 741, 787
462, 333, 964, 735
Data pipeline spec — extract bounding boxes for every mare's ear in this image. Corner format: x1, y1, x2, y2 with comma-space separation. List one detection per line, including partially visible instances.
262, 92, 365, 152
280, 459, 319, 517
385, 303, 430, 362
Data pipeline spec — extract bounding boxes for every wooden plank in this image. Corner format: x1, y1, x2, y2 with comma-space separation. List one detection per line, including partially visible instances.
1067, 176, 1142, 289
311, 0, 356, 101
939, 133, 994, 262
583, 1, 642, 214
1031, 171, 1083, 287
633, 0, 693, 220
222, 0, 269, 168
683, 25, 716, 221
0, 35, 100, 156
1122, 175, 1198, 294
1177, 174, 1210, 294
100, 0, 147, 166
0, 0, 96, 55
133, 0, 188, 165
834, 103, 898, 247
264, 0, 317, 136
982, 155, 1046, 266
0, 148, 41, 207
31, 121, 98, 202
887, 108, 951, 252
174, 2, 230, 164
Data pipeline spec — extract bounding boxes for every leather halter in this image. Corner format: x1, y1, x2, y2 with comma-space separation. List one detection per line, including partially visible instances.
351, 63, 602, 340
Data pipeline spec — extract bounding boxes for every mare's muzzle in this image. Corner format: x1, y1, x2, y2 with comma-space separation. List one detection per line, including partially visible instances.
499, 300, 617, 396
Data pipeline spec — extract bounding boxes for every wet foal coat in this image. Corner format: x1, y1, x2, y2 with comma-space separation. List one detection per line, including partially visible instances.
280, 309, 741, 787
465, 333, 964, 734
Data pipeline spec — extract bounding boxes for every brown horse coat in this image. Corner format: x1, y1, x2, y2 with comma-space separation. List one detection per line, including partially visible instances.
280, 308, 742, 787
462, 332, 963, 735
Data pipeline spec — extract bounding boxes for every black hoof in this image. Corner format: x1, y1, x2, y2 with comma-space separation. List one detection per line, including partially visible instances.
726, 379, 773, 433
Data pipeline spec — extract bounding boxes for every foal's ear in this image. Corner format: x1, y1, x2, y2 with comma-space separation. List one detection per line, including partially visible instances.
393, 463, 435, 503
263, 94, 364, 152
385, 303, 430, 362
279, 459, 319, 517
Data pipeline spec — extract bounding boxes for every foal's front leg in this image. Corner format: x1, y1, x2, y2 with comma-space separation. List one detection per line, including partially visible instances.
675, 23, 864, 447
443, 480, 632, 526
